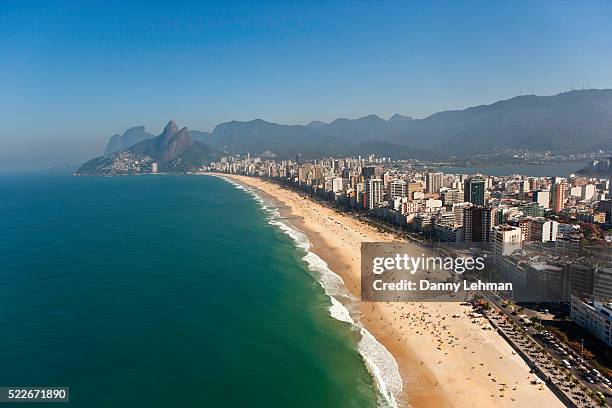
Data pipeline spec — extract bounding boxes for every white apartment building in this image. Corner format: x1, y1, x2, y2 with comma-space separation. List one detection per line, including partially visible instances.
571, 296, 612, 347
364, 178, 384, 210
426, 172, 444, 194
493, 225, 523, 257
332, 177, 344, 192
530, 218, 558, 242
533, 190, 551, 209
388, 180, 407, 199
582, 184, 596, 201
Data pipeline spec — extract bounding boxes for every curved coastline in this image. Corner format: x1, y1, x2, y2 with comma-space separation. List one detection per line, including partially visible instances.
207, 173, 566, 408
219, 175, 403, 408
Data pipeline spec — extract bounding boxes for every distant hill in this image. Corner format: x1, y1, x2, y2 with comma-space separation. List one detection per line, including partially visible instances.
104, 126, 154, 155
387, 113, 413, 122
191, 130, 211, 144
386, 89, 612, 154
306, 120, 327, 129
318, 114, 389, 144
77, 121, 220, 175
89, 89, 612, 166
205, 119, 347, 157
201, 89, 612, 159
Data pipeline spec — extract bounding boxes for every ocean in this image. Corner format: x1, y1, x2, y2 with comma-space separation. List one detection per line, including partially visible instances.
0, 174, 394, 407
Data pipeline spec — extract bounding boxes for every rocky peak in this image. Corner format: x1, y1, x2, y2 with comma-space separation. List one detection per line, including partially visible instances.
163, 120, 178, 135
159, 120, 179, 144
161, 126, 193, 162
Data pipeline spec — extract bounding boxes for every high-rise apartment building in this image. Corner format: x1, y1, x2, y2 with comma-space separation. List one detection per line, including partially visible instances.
452, 202, 472, 227
406, 182, 424, 199
530, 217, 558, 242
582, 184, 596, 201
493, 225, 523, 257
463, 206, 495, 242
388, 180, 407, 199
331, 177, 344, 193
551, 182, 567, 213
426, 172, 444, 194
298, 163, 314, 184
364, 178, 384, 210
532, 190, 551, 209
441, 189, 462, 206
464, 177, 486, 206
362, 166, 380, 179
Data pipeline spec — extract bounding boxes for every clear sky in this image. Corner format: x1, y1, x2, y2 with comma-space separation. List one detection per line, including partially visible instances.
1, 1, 611, 171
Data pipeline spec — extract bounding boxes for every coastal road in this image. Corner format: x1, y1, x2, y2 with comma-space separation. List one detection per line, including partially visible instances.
483, 291, 611, 407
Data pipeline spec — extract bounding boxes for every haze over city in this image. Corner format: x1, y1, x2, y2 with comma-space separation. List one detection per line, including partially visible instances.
1, 1, 612, 171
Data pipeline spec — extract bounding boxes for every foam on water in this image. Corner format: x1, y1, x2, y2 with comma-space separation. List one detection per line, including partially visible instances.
219, 176, 403, 408
329, 296, 354, 325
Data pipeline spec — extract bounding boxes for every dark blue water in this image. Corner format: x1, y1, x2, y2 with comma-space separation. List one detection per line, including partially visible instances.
0, 174, 377, 407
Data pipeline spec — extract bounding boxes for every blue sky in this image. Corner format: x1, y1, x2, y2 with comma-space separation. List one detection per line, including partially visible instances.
1, 1, 611, 170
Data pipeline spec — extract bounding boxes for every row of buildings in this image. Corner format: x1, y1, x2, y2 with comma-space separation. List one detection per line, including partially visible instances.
206, 153, 612, 345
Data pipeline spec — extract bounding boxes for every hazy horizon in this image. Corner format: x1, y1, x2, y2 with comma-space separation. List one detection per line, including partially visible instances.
2, 1, 612, 171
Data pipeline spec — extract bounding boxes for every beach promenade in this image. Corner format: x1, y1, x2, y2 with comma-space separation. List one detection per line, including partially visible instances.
217, 173, 566, 408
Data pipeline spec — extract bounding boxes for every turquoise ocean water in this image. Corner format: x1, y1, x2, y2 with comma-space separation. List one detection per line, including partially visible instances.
0, 174, 400, 407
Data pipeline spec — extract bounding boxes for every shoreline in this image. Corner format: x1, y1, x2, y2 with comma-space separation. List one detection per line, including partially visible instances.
214, 173, 565, 408
219, 174, 404, 407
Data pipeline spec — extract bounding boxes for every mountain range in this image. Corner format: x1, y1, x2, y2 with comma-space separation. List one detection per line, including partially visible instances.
77, 121, 220, 175
104, 126, 155, 155
84, 89, 612, 174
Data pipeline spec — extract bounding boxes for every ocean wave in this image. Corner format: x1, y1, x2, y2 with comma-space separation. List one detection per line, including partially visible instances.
221, 176, 403, 408
329, 296, 354, 324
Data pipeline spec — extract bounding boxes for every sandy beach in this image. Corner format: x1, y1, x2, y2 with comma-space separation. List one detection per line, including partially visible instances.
218, 174, 564, 408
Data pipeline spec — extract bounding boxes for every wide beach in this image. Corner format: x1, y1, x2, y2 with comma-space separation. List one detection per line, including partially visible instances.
218, 174, 565, 408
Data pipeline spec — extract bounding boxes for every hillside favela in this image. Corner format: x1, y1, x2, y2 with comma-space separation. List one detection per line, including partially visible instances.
2, 2, 612, 408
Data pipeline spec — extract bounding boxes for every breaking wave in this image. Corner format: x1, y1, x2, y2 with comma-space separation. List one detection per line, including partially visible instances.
218, 175, 403, 408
